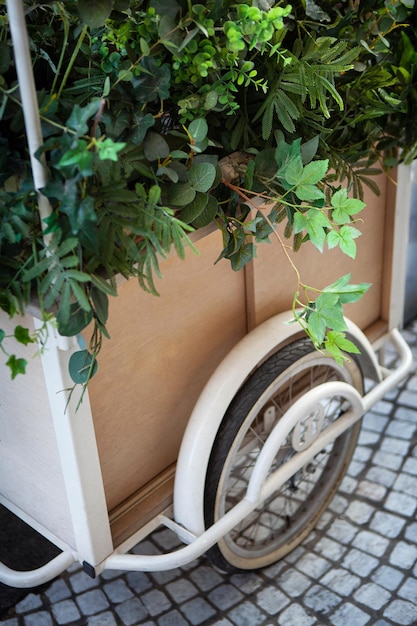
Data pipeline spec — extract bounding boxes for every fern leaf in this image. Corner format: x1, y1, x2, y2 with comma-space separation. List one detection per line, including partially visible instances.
261, 102, 274, 140
44, 273, 65, 309
274, 98, 296, 133
70, 279, 91, 312
23, 255, 51, 281
56, 237, 78, 258
58, 281, 71, 325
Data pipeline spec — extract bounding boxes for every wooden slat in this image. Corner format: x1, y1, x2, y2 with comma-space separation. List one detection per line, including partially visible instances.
109, 464, 175, 548
88, 229, 248, 511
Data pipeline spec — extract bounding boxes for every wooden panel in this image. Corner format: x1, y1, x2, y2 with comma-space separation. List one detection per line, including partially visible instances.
88, 229, 248, 511
0, 314, 75, 549
109, 464, 175, 548
248, 174, 392, 331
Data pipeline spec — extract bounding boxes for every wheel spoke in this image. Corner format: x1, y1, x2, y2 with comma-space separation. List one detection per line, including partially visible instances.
205, 339, 363, 570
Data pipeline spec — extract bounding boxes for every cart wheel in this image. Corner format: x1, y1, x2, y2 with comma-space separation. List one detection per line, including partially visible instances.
204, 337, 364, 572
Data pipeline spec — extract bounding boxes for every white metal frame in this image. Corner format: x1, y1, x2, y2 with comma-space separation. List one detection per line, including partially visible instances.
0, 316, 412, 586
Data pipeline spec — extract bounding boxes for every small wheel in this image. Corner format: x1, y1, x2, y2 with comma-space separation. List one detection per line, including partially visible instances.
204, 337, 364, 572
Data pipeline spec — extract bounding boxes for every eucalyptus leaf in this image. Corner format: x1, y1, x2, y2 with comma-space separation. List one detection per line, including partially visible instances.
188, 162, 216, 192
144, 132, 170, 161
167, 183, 196, 206
78, 0, 113, 27
91, 285, 109, 326
188, 118, 208, 143
69, 350, 98, 384
57, 304, 93, 336
192, 195, 219, 228
180, 192, 208, 224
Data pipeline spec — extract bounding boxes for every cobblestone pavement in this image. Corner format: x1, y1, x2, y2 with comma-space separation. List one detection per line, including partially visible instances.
2, 323, 417, 626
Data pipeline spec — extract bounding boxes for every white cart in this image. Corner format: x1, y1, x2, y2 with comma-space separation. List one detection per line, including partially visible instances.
0, 0, 414, 588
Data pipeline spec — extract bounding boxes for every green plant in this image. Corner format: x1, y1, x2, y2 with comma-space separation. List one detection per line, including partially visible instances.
0, 0, 416, 388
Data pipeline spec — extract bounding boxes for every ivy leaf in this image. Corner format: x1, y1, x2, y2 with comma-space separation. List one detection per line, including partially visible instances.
66, 101, 101, 136
254, 212, 273, 242
130, 112, 155, 145
293, 209, 331, 252
327, 225, 361, 258
6, 355, 28, 379
228, 242, 256, 271
275, 139, 302, 174
331, 188, 366, 224
324, 331, 361, 364
282, 155, 303, 185
78, 0, 113, 27
66, 195, 97, 236
285, 158, 328, 201
327, 331, 361, 354
96, 138, 126, 162
308, 293, 347, 345
14, 325, 35, 346
132, 57, 171, 102
322, 274, 371, 303
58, 140, 94, 176
300, 135, 319, 164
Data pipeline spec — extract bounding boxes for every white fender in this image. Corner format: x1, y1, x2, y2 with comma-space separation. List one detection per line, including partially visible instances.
173, 311, 380, 537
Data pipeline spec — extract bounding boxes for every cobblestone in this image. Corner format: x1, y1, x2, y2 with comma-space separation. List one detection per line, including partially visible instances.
372, 565, 405, 591
330, 602, 371, 626
3, 324, 417, 626
369, 510, 406, 538
384, 490, 417, 516
389, 541, 417, 569
342, 548, 379, 577
352, 530, 390, 557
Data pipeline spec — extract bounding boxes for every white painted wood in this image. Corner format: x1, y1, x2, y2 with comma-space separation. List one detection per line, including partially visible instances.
0, 314, 76, 548
389, 164, 413, 329
35, 319, 114, 567
0, 312, 114, 568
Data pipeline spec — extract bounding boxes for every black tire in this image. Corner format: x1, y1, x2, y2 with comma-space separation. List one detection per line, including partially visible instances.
204, 337, 364, 572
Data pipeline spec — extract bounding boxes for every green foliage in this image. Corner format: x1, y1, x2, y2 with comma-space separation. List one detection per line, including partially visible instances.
294, 274, 371, 363
1, 0, 417, 382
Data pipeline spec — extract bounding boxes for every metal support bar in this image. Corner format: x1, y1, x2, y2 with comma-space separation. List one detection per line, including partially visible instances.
102, 328, 413, 574
0, 552, 75, 589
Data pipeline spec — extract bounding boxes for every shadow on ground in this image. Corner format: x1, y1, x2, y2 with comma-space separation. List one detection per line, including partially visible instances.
0, 504, 60, 618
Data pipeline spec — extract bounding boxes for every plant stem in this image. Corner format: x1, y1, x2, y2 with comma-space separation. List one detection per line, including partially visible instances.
50, 3, 70, 95
222, 177, 302, 287
57, 24, 88, 98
